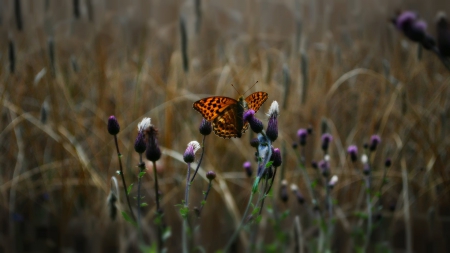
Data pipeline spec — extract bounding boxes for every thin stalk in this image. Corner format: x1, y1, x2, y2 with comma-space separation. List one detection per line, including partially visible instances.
190, 135, 206, 183
363, 174, 372, 251
114, 135, 135, 221
182, 163, 192, 253
325, 181, 333, 250
137, 157, 145, 242
152, 161, 163, 252
258, 166, 278, 215
224, 177, 258, 253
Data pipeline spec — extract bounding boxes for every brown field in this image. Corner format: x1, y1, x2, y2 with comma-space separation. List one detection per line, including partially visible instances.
1, 0, 450, 252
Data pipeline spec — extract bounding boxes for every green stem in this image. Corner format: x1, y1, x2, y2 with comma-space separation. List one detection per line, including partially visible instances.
224, 177, 259, 252
152, 161, 163, 253
114, 135, 135, 221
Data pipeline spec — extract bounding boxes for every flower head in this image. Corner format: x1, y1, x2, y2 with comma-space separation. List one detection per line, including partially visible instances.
347, 145, 358, 162
266, 101, 279, 142
369, 135, 381, 151
385, 158, 392, 168
138, 117, 151, 132
250, 138, 259, 148
183, 141, 200, 163
328, 175, 338, 189
318, 160, 329, 177
107, 115, 120, 135
243, 110, 263, 133
279, 180, 289, 203
134, 131, 146, 154
437, 12, 450, 57
297, 128, 308, 146
290, 184, 305, 204
243, 161, 253, 177
270, 148, 282, 167
321, 133, 333, 151
199, 118, 212, 136
145, 125, 161, 162
206, 171, 216, 180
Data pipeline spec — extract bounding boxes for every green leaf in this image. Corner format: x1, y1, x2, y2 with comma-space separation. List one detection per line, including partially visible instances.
162, 226, 172, 241
140, 202, 148, 207
265, 161, 274, 168
311, 180, 317, 189
280, 210, 290, 220
201, 200, 206, 206
179, 206, 189, 218
127, 183, 134, 195
121, 211, 137, 227
138, 171, 146, 178
139, 244, 157, 253
353, 211, 368, 219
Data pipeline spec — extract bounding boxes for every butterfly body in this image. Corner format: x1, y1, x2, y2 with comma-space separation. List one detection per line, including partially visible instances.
193, 92, 268, 138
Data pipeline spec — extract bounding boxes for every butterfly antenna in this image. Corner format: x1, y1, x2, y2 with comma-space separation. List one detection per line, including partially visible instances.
243, 81, 259, 95
231, 84, 241, 96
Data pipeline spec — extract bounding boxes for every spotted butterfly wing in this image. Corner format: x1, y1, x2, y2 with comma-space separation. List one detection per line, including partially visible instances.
193, 92, 268, 138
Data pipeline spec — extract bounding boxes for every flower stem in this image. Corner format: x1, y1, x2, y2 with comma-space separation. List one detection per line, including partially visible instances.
114, 135, 135, 221
183, 163, 192, 253
152, 161, 163, 252
190, 135, 206, 183
137, 156, 145, 242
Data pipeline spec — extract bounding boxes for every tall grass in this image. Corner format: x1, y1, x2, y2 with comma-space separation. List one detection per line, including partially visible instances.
1, 0, 450, 252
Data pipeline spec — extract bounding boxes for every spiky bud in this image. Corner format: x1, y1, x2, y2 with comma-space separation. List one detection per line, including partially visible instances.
297, 128, 308, 146
199, 118, 212, 136
265, 101, 279, 142
243, 110, 263, 133
243, 161, 253, 177
107, 115, 120, 135
271, 148, 282, 167
347, 145, 358, 162
206, 171, 216, 180
369, 135, 381, 152
183, 141, 200, 163
321, 133, 333, 152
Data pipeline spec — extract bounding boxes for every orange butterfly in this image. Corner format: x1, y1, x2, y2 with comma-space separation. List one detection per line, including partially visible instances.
193, 92, 268, 138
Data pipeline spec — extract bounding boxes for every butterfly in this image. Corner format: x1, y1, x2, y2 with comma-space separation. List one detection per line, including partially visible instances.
193, 92, 268, 138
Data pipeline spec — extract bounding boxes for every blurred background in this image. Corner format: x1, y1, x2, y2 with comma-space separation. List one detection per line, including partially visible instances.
1, 0, 450, 252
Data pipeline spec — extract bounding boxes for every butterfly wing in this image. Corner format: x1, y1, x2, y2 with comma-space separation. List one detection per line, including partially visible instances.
193, 96, 238, 121
245, 92, 268, 112
212, 104, 243, 138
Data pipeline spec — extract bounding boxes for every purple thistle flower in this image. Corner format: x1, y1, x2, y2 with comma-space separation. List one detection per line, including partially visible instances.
250, 138, 259, 148
369, 135, 381, 151
347, 145, 358, 162
328, 175, 338, 189
145, 125, 161, 162
134, 131, 146, 154
206, 171, 216, 180
243, 109, 263, 133
265, 101, 279, 142
279, 180, 289, 203
243, 161, 253, 177
363, 163, 371, 175
318, 160, 329, 177
437, 12, 450, 57
183, 141, 200, 163
385, 158, 392, 168
107, 115, 120, 135
321, 133, 333, 151
270, 148, 282, 167
297, 128, 308, 146
199, 118, 212, 136
290, 184, 305, 204
395, 11, 418, 30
